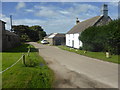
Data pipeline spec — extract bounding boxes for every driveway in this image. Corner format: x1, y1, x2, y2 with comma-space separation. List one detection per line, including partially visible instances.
29, 42, 118, 88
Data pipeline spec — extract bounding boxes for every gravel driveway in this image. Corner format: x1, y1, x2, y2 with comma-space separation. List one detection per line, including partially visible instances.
29, 42, 118, 88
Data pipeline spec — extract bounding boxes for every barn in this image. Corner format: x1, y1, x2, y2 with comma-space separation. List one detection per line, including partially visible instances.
66, 4, 112, 49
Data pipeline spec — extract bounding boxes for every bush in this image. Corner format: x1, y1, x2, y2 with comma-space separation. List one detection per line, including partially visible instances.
79, 19, 120, 55
26, 56, 39, 67
79, 47, 83, 50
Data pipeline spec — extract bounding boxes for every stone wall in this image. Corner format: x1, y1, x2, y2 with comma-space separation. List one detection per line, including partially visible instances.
53, 37, 65, 45
0, 20, 20, 51
2, 30, 20, 51
95, 16, 112, 26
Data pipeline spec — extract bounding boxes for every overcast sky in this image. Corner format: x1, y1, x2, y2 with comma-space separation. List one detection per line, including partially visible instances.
1, 2, 118, 34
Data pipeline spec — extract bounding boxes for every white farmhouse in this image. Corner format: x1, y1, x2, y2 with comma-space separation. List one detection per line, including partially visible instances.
66, 4, 112, 49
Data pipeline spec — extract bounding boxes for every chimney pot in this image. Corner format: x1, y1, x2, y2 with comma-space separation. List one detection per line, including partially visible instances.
76, 17, 80, 24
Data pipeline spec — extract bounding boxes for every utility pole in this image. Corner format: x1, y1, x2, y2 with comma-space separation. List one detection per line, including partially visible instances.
10, 15, 13, 32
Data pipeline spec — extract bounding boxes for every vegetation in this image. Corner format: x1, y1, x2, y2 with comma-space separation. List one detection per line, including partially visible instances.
59, 46, 119, 64
13, 25, 47, 42
2, 44, 54, 88
79, 19, 120, 55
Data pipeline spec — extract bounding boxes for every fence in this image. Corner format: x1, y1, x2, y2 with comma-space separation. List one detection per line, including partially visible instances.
0, 47, 31, 73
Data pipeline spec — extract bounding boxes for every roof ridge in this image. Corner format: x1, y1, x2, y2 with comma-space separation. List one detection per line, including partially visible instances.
67, 16, 102, 34
77, 16, 100, 25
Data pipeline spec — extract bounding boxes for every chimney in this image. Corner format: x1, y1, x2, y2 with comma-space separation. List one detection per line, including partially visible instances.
76, 17, 80, 24
101, 4, 108, 18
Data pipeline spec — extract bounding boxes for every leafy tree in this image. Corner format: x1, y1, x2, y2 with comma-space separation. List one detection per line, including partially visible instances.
13, 25, 47, 42
29, 25, 43, 31
29, 25, 46, 40
13, 25, 30, 41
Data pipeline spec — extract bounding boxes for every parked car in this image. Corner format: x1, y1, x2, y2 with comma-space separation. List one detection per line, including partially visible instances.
41, 40, 49, 44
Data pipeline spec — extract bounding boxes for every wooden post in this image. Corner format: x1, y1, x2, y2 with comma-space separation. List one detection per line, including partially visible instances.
27, 48, 30, 56
22, 54, 26, 66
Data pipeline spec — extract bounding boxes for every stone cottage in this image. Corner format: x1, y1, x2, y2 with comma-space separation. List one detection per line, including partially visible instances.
0, 20, 20, 51
66, 4, 112, 49
44, 33, 65, 45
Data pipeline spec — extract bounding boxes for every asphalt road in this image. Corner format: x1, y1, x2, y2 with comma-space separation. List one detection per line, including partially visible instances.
29, 42, 118, 88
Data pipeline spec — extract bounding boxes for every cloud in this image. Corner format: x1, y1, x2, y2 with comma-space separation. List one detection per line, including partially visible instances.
59, 11, 70, 15
107, 2, 118, 19
16, 2, 26, 10
2, 2, 118, 34
25, 9, 34, 13
108, 2, 118, 7
0, 13, 74, 33
1, 3, 101, 33
34, 5, 61, 18
0, 14, 11, 30
34, 3, 99, 20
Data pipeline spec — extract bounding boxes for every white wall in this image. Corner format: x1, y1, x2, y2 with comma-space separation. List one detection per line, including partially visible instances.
74, 33, 80, 49
66, 33, 83, 49
66, 34, 73, 47
66, 34, 70, 46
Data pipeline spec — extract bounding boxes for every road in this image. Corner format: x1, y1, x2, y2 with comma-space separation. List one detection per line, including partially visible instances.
29, 42, 118, 88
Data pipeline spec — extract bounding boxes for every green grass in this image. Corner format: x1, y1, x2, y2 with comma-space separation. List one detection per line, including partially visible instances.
58, 46, 119, 64
2, 44, 54, 88
0, 53, 1, 71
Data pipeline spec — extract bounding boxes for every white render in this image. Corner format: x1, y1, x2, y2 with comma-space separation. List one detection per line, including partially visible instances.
66, 33, 82, 49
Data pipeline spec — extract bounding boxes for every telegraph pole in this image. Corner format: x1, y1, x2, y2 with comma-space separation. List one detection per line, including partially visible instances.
10, 15, 13, 32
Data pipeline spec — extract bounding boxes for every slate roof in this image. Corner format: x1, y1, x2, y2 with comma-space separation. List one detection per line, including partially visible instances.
2, 30, 18, 36
67, 16, 102, 34
0, 20, 6, 24
55, 33, 65, 37
46, 33, 65, 39
44, 33, 53, 38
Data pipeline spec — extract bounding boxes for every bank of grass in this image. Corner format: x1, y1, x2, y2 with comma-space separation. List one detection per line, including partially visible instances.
58, 46, 119, 64
2, 43, 54, 88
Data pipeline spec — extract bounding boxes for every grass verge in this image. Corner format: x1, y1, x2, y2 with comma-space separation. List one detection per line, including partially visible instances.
58, 46, 119, 64
2, 43, 54, 88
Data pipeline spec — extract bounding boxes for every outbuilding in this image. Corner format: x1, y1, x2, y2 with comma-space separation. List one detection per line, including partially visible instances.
44, 33, 65, 45
0, 20, 20, 51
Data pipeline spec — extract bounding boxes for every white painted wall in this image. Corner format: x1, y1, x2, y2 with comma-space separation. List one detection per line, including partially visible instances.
66, 34, 69, 46
74, 33, 80, 48
66, 33, 83, 49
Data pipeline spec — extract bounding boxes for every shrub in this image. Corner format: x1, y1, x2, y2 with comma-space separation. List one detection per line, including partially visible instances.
79, 19, 120, 55
26, 56, 39, 67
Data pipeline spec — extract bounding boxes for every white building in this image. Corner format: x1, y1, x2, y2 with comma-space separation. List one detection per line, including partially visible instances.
66, 4, 112, 49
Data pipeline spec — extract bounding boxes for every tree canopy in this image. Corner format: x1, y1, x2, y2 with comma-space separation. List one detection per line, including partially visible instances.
13, 25, 47, 42
79, 19, 120, 55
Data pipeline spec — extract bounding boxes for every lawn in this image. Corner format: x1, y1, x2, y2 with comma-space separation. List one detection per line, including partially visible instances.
2, 44, 54, 88
58, 46, 119, 64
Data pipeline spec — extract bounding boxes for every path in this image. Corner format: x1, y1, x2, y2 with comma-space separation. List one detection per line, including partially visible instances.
29, 42, 118, 88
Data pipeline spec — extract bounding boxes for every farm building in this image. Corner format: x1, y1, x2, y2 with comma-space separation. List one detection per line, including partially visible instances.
0, 20, 20, 51
66, 4, 112, 49
44, 33, 65, 45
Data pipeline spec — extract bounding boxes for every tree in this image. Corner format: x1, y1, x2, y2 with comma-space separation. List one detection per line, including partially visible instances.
13, 25, 30, 42
13, 25, 47, 42
29, 25, 46, 40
